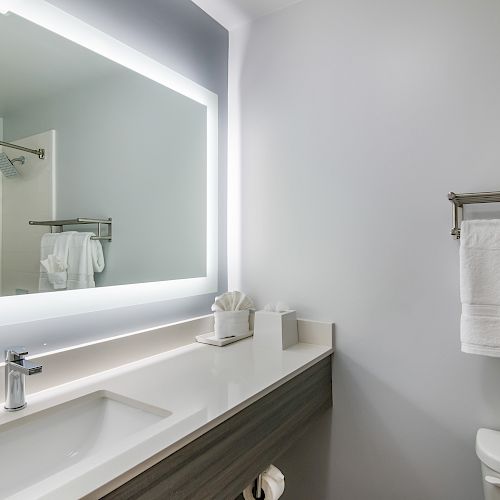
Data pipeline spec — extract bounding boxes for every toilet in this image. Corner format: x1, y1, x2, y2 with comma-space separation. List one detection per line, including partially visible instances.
477, 429, 500, 499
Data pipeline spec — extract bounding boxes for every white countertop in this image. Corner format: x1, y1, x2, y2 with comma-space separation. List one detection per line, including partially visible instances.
1, 337, 333, 499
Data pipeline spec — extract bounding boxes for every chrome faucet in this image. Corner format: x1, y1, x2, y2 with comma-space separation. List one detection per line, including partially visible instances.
4, 347, 42, 411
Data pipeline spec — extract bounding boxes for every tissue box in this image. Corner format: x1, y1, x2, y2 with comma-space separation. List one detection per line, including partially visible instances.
254, 310, 298, 350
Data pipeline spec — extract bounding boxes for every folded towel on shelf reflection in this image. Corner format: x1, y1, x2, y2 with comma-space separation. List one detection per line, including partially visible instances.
67, 232, 105, 289
39, 231, 104, 291
39, 232, 75, 291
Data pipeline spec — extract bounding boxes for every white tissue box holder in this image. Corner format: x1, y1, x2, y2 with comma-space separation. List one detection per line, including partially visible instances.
253, 310, 298, 350
214, 310, 250, 339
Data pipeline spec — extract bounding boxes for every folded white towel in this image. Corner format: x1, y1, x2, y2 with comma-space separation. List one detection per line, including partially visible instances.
211, 291, 254, 312
39, 232, 76, 292
211, 291, 254, 339
66, 233, 105, 290
461, 220, 500, 356
41, 255, 66, 288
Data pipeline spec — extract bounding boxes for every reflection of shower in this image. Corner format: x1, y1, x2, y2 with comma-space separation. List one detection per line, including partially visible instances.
0, 138, 44, 178
0, 153, 25, 178
0, 140, 44, 159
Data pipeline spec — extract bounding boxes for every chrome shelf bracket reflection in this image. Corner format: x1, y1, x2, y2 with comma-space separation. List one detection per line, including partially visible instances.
29, 217, 112, 241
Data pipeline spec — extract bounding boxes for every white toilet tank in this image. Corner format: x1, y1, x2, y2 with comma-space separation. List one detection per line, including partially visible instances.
477, 429, 500, 499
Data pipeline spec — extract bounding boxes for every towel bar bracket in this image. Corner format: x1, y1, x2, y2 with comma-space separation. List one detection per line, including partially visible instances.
29, 218, 112, 241
448, 191, 500, 239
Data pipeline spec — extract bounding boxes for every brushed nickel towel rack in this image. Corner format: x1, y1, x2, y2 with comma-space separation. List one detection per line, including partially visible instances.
29, 218, 112, 241
448, 191, 500, 239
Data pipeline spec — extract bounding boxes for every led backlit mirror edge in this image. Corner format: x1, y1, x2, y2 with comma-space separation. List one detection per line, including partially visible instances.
0, 0, 218, 326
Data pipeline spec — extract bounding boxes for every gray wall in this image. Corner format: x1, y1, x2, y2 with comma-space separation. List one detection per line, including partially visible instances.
0, 0, 227, 354
233, 0, 500, 498
5, 68, 207, 287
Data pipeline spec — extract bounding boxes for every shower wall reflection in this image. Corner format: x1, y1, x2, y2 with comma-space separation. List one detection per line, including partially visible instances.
0, 131, 54, 296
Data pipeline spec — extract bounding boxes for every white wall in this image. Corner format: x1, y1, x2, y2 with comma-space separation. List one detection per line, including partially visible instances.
231, 0, 500, 498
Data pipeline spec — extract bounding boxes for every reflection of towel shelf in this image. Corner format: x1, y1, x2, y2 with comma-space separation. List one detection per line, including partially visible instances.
29, 218, 112, 241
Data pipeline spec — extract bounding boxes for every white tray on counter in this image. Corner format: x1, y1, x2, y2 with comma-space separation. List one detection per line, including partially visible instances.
195, 331, 253, 347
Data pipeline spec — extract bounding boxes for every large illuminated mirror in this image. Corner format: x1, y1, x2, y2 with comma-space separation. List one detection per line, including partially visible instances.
0, 5, 218, 300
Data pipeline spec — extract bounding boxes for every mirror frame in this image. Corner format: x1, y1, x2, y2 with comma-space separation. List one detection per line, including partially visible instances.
0, 0, 218, 325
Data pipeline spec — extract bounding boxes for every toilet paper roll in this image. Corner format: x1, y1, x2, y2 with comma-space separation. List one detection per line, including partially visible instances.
242, 465, 285, 500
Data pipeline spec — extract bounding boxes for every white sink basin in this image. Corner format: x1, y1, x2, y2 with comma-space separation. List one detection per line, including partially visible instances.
0, 390, 170, 498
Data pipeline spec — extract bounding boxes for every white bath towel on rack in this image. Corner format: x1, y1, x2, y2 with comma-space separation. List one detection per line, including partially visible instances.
66, 232, 105, 289
461, 220, 500, 356
39, 232, 76, 292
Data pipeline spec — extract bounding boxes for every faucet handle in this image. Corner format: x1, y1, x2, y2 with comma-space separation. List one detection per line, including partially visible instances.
5, 347, 28, 362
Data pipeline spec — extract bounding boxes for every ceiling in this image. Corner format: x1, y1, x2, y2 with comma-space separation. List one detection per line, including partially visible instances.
191, 0, 303, 30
